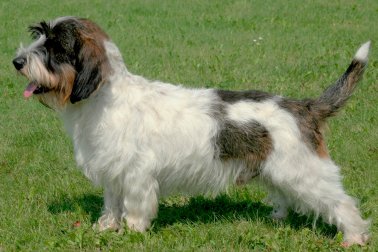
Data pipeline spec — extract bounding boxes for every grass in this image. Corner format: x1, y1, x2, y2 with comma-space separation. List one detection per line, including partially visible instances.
1, 0, 377, 250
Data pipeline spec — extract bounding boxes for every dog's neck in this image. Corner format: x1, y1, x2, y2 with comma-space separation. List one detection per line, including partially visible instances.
60, 41, 150, 139
104, 40, 129, 77
56, 40, 128, 110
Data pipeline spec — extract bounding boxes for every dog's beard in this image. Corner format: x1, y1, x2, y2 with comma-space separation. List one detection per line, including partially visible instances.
20, 60, 76, 108
20, 54, 56, 98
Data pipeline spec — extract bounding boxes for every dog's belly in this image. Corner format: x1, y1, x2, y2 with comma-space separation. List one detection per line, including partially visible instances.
156, 158, 253, 196
67, 117, 252, 196
72, 133, 251, 196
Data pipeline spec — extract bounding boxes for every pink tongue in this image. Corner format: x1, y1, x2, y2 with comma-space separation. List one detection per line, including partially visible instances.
24, 82, 38, 98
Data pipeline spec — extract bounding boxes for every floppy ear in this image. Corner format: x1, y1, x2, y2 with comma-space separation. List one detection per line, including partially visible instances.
70, 38, 108, 104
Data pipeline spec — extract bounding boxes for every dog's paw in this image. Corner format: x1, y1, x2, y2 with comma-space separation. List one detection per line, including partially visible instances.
126, 215, 150, 232
341, 233, 369, 247
94, 214, 121, 232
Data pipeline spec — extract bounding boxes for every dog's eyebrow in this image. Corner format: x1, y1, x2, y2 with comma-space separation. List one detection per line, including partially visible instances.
28, 21, 51, 39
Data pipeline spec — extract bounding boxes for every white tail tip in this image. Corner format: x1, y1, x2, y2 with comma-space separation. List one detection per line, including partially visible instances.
354, 41, 371, 62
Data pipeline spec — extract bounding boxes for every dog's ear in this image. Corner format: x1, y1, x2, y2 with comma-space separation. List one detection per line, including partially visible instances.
70, 36, 109, 104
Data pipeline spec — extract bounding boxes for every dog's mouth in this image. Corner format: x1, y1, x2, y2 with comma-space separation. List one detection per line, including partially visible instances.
24, 81, 51, 98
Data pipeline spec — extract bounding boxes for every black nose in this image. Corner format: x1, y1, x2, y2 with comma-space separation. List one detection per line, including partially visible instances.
13, 57, 26, 70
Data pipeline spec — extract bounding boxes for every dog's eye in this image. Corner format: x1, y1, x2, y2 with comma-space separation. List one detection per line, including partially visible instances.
29, 26, 43, 39
30, 32, 41, 40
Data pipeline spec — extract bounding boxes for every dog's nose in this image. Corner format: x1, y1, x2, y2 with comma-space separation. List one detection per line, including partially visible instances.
13, 57, 27, 70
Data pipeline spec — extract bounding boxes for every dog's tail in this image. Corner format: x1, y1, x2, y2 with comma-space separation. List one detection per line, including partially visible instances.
312, 41, 371, 121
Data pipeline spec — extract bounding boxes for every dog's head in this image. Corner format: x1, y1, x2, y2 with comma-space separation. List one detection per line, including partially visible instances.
13, 17, 111, 108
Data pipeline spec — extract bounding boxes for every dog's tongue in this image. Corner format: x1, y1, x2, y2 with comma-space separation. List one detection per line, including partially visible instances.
24, 82, 37, 98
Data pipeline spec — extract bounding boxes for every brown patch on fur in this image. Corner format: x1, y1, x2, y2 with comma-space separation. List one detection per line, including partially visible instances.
78, 18, 111, 77
36, 64, 76, 108
68, 18, 112, 103
217, 89, 274, 103
213, 92, 274, 184
217, 120, 273, 184
58, 64, 77, 103
316, 137, 329, 158
79, 19, 109, 39
279, 99, 329, 158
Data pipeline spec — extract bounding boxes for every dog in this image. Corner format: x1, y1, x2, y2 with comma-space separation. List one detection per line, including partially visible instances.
13, 16, 370, 247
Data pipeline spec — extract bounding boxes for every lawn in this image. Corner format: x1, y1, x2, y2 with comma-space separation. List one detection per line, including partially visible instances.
1, 0, 377, 251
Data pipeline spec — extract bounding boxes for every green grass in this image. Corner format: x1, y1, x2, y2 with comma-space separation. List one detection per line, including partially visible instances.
1, 0, 377, 250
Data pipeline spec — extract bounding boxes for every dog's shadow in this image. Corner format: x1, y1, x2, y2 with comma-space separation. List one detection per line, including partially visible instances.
48, 193, 103, 223
154, 194, 271, 228
47, 193, 337, 237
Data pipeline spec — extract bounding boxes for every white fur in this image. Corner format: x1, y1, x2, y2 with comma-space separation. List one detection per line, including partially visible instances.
17, 34, 46, 55
354, 41, 371, 62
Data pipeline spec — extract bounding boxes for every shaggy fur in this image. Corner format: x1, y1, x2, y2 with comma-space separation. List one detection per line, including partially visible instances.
13, 17, 370, 247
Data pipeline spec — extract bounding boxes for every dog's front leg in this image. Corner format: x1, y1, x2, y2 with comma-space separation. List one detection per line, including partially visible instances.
97, 186, 122, 231
121, 173, 160, 232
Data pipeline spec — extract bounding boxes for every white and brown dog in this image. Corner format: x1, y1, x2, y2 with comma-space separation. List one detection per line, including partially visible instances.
13, 17, 370, 246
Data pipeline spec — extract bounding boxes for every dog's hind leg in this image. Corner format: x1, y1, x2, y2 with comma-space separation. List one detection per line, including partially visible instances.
265, 188, 290, 220
263, 156, 369, 246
